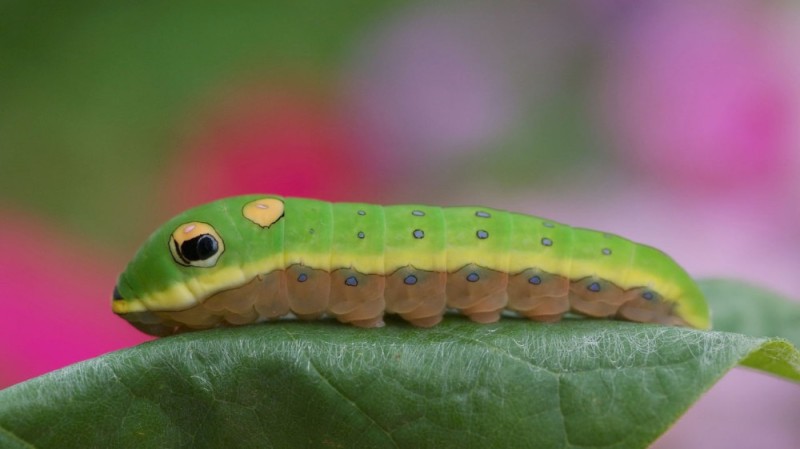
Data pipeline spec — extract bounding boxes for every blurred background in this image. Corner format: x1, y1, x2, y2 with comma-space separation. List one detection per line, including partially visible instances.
1, 0, 799, 446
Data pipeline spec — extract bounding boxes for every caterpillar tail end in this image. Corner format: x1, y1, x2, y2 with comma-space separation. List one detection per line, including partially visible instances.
675, 281, 712, 330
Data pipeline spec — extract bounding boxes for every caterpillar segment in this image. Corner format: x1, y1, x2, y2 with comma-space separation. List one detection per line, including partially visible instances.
112, 195, 711, 336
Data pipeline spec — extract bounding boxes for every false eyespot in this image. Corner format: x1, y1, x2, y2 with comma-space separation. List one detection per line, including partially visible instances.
168, 221, 224, 268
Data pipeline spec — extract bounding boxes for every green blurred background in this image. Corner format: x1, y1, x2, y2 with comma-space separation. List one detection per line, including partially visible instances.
2, 1, 402, 246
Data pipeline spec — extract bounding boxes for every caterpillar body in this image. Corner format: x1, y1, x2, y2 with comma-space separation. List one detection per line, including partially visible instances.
112, 195, 710, 336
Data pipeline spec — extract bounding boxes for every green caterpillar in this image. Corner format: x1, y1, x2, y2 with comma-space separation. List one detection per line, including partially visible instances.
112, 195, 710, 336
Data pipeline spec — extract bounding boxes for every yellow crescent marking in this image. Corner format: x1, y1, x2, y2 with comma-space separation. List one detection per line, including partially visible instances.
243, 198, 285, 227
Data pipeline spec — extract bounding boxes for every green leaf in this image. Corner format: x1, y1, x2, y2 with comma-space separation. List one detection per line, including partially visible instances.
699, 278, 800, 347
1, 317, 798, 449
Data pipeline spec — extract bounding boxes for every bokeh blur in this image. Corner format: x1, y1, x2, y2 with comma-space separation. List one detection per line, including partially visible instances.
1, 0, 799, 447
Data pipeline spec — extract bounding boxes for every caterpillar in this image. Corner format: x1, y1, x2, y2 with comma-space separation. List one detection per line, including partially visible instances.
112, 195, 711, 336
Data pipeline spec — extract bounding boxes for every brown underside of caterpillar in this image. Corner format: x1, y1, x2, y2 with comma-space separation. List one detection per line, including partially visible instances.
122, 264, 686, 336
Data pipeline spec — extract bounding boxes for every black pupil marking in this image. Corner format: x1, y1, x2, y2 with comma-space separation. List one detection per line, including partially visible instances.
476, 230, 489, 239
112, 285, 124, 300
541, 238, 553, 247
588, 282, 601, 292
413, 229, 425, 239
412, 210, 425, 216
180, 234, 218, 261
297, 273, 308, 282
404, 274, 418, 285
475, 211, 491, 218
345, 276, 358, 286
602, 248, 612, 255
642, 291, 655, 300
357, 231, 365, 239
466, 272, 479, 282
543, 222, 554, 228
528, 275, 542, 285
357, 210, 366, 216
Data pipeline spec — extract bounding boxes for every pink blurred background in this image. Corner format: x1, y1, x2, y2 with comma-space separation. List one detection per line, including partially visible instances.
1, 0, 798, 447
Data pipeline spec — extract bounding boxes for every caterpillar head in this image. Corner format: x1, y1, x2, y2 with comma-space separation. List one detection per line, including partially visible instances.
111, 195, 285, 336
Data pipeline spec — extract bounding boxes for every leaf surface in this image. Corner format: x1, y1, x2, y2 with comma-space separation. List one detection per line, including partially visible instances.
1, 311, 798, 449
